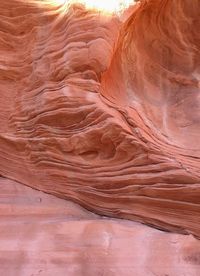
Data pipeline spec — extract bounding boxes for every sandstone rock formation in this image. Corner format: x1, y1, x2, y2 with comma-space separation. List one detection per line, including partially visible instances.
0, 0, 199, 241
1, 176, 200, 276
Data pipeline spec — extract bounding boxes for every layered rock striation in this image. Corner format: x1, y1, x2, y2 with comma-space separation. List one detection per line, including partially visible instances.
0, 0, 199, 237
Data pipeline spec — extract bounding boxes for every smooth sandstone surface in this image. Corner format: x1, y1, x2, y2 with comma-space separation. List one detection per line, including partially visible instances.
0, 0, 199, 240
0, 177, 200, 276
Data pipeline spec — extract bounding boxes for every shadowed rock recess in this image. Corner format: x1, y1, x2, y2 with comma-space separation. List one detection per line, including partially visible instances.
0, 0, 200, 240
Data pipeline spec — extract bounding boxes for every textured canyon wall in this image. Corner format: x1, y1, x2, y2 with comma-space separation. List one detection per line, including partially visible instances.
0, 0, 200, 238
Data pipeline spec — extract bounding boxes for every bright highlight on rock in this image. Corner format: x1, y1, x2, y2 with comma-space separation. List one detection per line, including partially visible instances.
51, 0, 134, 13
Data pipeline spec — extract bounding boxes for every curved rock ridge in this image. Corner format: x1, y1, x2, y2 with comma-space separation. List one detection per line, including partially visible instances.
0, 0, 200, 237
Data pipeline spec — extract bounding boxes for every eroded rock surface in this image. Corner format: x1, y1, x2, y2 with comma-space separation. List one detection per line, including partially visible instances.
0, 177, 200, 276
0, 0, 199, 238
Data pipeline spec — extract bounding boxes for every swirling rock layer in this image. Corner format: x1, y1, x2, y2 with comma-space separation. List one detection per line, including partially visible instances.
1, 177, 200, 276
0, 0, 200, 237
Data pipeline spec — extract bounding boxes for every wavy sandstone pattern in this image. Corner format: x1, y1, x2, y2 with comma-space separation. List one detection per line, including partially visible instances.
0, 0, 200, 237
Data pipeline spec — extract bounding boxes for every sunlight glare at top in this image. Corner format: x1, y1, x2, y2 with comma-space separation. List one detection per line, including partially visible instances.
50, 0, 135, 14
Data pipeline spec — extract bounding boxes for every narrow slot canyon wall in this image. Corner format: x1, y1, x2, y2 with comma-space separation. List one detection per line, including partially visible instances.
0, 0, 199, 239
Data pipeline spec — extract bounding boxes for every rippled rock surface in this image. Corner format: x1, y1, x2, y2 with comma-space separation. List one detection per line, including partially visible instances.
0, 0, 199, 240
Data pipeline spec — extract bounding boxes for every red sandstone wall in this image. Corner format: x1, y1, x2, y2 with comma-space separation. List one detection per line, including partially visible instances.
0, 0, 199, 237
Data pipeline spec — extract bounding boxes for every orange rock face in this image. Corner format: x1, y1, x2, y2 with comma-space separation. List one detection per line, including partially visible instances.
1, 177, 200, 276
0, 0, 200, 241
